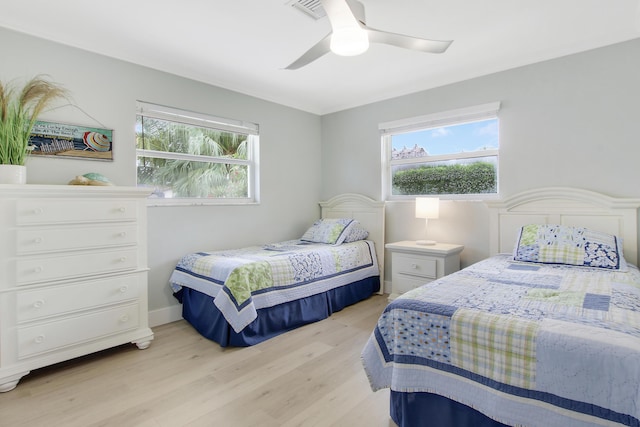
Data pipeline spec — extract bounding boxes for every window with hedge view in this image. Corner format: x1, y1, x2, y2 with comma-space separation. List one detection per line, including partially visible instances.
136, 101, 259, 204
381, 102, 500, 198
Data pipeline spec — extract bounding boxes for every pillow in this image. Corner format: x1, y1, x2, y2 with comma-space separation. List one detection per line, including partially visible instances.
300, 218, 355, 245
343, 221, 369, 243
513, 224, 627, 270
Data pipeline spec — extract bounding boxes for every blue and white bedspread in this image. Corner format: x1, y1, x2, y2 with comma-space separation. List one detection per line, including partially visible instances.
362, 254, 640, 427
169, 239, 378, 333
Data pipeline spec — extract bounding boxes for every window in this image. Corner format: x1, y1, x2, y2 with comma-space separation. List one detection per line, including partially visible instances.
136, 102, 259, 204
381, 102, 500, 199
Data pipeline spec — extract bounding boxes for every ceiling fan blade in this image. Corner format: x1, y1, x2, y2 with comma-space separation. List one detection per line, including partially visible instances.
366, 27, 452, 54
344, 0, 366, 25
284, 34, 332, 70
321, 0, 361, 32
285, 0, 451, 69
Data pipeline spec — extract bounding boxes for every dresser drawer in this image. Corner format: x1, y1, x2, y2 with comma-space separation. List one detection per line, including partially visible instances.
17, 303, 140, 359
392, 253, 437, 279
16, 274, 140, 322
15, 248, 138, 285
16, 199, 138, 225
16, 224, 138, 255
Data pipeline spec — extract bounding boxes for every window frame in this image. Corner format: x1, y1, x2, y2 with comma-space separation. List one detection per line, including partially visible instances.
135, 101, 260, 206
380, 102, 501, 201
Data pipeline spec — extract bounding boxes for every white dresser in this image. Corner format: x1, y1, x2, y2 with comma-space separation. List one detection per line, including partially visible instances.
385, 241, 464, 300
0, 184, 154, 392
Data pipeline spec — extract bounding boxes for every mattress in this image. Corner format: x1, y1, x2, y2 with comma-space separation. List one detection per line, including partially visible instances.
169, 239, 379, 333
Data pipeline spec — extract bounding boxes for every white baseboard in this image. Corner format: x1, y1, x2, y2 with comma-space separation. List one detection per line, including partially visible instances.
149, 304, 183, 327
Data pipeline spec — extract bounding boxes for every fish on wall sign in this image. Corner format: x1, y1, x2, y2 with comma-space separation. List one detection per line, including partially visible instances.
29, 121, 113, 161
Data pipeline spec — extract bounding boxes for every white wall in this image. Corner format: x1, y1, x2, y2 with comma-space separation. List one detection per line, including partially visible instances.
4, 26, 640, 318
0, 28, 323, 319
321, 38, 640, 276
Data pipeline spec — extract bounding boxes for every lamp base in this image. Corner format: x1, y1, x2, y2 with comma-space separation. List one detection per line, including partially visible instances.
416, 240, 436, 246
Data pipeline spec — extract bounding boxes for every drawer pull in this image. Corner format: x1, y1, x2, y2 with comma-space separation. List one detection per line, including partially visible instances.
34, 335, 45, 344
33, 299, 45, 309
118, 257, 127, 263
33, 237, 43, 244
119, 315, 130, 323
118, 207, 126, 213
32, 266, 43, 274
118, 232, 127, 238
119, 285, 129, 293
411, 263, 418, 269
32, 208, 43, 215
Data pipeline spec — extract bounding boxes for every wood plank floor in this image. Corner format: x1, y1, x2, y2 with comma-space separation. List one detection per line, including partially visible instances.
0, 295, 395, 427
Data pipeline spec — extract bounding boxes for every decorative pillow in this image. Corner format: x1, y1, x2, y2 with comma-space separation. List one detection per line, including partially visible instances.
513, 224, 626, 270
343, 221, 369, 243
300, 218, 355, 245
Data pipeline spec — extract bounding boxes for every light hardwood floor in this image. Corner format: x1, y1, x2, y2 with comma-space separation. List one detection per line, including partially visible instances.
0, 295, 395, 427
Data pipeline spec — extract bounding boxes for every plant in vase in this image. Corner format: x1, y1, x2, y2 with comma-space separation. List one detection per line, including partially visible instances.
0, 75, 68, 183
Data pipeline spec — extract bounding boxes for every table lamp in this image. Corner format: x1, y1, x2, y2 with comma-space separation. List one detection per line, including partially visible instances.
415, 197, 439, 245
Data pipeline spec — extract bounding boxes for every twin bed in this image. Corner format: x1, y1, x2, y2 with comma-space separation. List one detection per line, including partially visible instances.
362, 187, 640, 427
169, 193, 385, 347
169, 187, 640, 427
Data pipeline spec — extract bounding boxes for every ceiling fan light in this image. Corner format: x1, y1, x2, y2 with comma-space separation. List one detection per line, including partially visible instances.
330, 26, 369, 56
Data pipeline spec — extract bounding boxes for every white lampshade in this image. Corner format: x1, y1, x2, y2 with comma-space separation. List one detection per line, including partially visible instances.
415, 197, 439, 245
415, 197, 440, 220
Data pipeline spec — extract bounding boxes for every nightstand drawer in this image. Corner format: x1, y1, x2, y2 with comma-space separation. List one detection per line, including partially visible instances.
386, 241, 464, 300
393, 253, 436, 279
393, 274, 434, 295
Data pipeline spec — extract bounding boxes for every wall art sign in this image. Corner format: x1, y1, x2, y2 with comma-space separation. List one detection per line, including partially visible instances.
29, 121, 113, 161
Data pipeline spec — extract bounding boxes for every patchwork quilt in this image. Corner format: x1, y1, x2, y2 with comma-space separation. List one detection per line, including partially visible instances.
170, 239, 378, 332
362, 254, 640, 427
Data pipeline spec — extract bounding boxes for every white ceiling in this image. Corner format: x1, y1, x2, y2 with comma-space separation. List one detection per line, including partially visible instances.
1, 0, 639, 115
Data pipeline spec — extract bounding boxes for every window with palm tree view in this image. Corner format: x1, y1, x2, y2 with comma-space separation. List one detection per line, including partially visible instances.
136, 102, 259, 203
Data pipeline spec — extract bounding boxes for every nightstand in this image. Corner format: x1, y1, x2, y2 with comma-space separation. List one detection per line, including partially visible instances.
385, 241, 464, 300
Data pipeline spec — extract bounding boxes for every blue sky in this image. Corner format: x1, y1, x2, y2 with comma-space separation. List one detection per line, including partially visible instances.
391, 118, 499, 156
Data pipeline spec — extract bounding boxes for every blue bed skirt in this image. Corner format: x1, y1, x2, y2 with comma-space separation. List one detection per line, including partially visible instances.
174, 275, 380, 347
390, 391, 509, 427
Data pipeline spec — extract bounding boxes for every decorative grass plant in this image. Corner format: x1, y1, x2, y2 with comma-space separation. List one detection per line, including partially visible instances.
0, 75, 68, 165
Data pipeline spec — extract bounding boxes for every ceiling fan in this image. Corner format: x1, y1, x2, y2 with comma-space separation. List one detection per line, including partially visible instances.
285, 0, 453, 70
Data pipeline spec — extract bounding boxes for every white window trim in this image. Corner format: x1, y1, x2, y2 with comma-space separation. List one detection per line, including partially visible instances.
379, 102, 500, 135
390, 149, 499, 166
137, 101, 258, 135
136, 101, 260, 206
381, 102, 501, 201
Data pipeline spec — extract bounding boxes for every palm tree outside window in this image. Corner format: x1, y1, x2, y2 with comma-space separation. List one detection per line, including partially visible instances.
135, 102, 259, 204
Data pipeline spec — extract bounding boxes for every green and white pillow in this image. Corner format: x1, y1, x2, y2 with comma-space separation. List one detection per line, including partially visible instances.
513, 224, 626, 270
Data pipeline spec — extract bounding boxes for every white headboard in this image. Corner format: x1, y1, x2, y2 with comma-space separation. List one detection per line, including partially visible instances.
319, 193, 385, 294
485, 187, 640, 265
